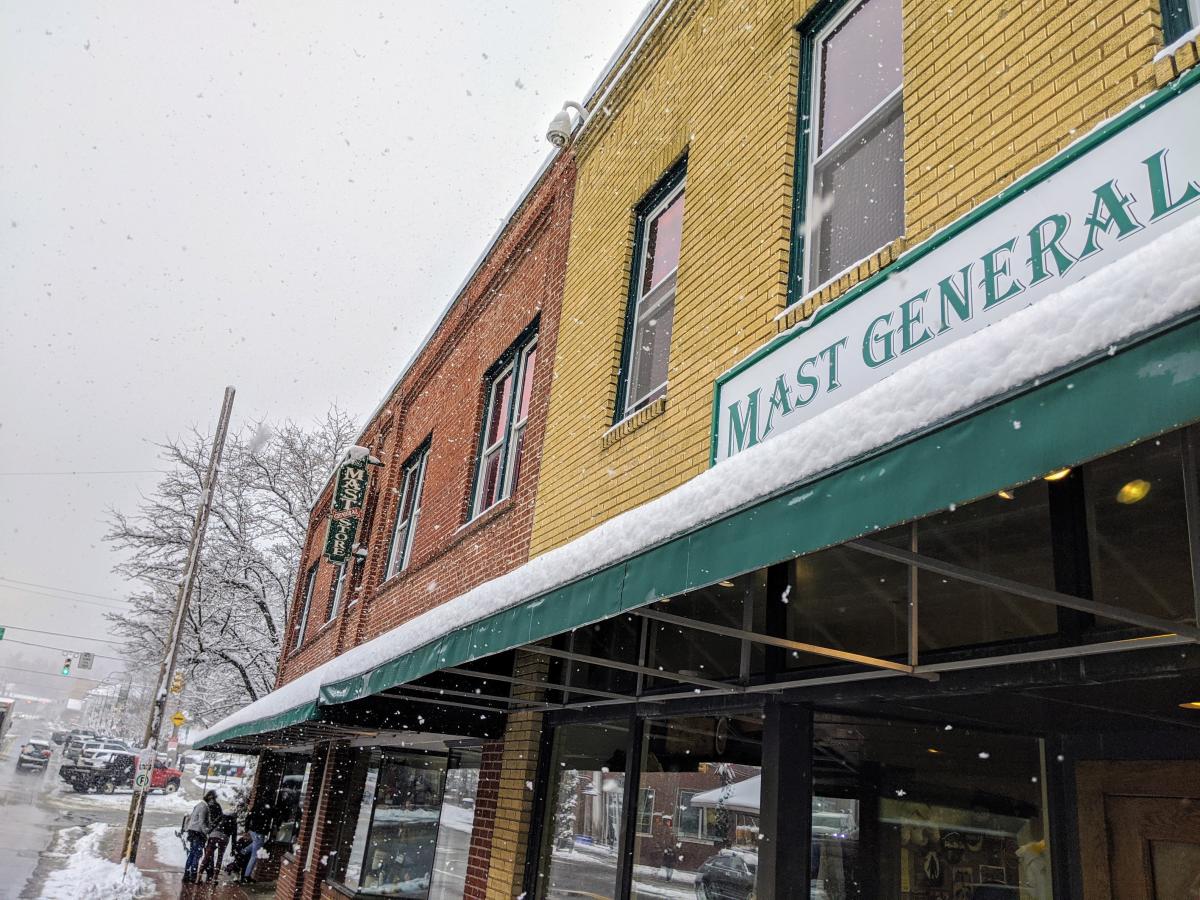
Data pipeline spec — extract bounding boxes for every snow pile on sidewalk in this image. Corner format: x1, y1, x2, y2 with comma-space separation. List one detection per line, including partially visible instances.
197, 213, 1200, 743
39, 823, 154, 900
152, 825, 188, 869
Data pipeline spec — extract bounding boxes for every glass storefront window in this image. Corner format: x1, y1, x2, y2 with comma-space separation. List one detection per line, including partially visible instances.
1085, 431, 1197, 628
536, 720, 631, 899
646, 571, 766, 689
428, 752, 482, 900
631, 715, 763, 900
270, 756, 311, 846
811, 714, 1051, 899
787, 532, 911, 668
916, 483, 1058, 650
567, 617, 641, 696
328, 748, 459, 898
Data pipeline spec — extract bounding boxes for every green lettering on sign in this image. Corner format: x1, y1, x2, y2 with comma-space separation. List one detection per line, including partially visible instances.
333, 461, 369, 513
324, 516, 359, 564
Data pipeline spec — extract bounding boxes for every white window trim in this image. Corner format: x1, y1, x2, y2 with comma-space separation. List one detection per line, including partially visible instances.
471, 336, 538, 520
292, 564, 317, 651
386, 448, 428, 579
326, 562, 347, 622
624, 179, 685, 414
636, 786, 656, 836
801, 0, 905, 292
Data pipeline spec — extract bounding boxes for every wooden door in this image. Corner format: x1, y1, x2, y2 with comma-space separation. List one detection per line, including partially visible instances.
1076, 760, 1200, 899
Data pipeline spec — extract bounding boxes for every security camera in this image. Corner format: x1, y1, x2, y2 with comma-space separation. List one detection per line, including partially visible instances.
546, 101, 590, 147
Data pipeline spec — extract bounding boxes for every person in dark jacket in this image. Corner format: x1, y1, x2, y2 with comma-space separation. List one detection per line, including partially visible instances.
242, 798, 274, 883
200, 799, 237, 883
182, 790, 216, 884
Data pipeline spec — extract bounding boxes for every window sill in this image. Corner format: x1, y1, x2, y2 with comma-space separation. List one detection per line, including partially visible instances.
456, 495, 516, 536
603, 396, 668, 448
776, 235, 908, 333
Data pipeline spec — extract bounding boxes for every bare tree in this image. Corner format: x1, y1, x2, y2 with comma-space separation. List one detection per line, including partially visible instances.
105, 406, 357, 725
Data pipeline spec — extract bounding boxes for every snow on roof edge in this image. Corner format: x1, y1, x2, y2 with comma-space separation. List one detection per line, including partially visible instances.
198, 215, 1200, 744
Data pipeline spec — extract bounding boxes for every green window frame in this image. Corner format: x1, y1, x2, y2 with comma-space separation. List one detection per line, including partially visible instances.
1162, 0, 1198, 44
291, 563, 317, 651
384, 443, 429, 579
614, 156, 688, 422
789, 0, 905, 304
471, 328, 539, 519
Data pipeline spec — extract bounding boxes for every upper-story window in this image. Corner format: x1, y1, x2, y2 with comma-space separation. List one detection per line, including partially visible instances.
473, 332, 538, 517
291, 563, 317, 651
802, 0, 904, 290
1162, 0, 1199, 43
326, 562, 347, 623
385, 444, 429, 579
618, 161, 686, 419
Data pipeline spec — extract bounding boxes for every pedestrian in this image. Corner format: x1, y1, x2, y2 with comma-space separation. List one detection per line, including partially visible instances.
242, 797, 274, 883
661, 844, 676, 882
183, 789, 216, 884
200, 795, 234, 883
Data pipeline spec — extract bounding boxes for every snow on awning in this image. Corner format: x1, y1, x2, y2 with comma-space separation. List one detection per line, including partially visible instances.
195, 206, 1200, 752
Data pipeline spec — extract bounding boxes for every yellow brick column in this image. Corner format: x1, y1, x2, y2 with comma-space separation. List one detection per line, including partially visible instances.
484, 650, 549, 899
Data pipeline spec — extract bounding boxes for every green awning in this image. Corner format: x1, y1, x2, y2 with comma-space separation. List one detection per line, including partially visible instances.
193, 700, 319, 751
318, 312, 1200, 706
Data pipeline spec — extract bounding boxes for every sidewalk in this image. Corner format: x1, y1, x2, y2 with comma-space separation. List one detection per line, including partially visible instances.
139, 826, 275, 900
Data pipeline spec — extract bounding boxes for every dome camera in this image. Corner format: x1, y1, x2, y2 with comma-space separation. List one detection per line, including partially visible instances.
546, 101, 590, 147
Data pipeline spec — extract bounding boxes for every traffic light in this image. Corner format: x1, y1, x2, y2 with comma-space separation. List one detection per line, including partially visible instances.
61, 657, 72, 676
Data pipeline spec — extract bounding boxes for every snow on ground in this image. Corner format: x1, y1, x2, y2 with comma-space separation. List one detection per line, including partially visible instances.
198, 212, 1200, 742
152, 825, 188, 869
38, 823, 154, 899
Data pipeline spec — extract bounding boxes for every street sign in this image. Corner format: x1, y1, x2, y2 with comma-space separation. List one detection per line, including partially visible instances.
0, 626, 5, 640
171, 711, 186, 728
133, 756, 153, 791
78, 652, 94, 670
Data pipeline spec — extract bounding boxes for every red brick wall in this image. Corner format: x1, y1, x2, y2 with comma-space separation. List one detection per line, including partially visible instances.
464, 741, 503, 900
275, 150, 575, 687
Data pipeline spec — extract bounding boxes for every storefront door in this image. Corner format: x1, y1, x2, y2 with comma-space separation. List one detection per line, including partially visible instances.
1076, 761, 1200, 899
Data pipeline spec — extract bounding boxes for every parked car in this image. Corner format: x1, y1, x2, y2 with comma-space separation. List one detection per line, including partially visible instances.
51, 729, 71, 745
16, 738, 53, 771
62, 731, 98, 761
695, 850, 758, 900
67, 738, 129, 762
59, 752, 182, 794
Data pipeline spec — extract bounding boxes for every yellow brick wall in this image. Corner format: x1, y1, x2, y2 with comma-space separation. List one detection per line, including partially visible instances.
530, 0, 1189, 556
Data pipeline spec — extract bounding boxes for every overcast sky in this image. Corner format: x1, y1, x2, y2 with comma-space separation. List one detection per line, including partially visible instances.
0, 0, 648, 700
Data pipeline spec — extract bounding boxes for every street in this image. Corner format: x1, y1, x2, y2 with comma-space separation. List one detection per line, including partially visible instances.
0, 715, 192, 898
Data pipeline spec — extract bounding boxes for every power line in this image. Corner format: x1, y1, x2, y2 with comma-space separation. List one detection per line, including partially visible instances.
0, 585, 130, 611
0, 663, 105, 683
1, 625, 122, 645
0, 469, 165, 476
0, 638, 125, 662
0, 576, 129, 604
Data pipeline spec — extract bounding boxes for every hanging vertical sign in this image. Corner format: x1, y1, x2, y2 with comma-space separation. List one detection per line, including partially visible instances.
333, 460, 369, 512
324, 516, 359, 564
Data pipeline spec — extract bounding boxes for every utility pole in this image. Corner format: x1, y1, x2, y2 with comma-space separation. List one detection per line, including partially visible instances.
122, 386, 235, 867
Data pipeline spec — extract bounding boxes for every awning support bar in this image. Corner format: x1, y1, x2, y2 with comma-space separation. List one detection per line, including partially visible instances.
379, 690, 557, 715
440, 666, 635, 701
531, 645, 742, 692
634, 607, 919, 675
399, 682, 554, 709
848, 539, 1200, 642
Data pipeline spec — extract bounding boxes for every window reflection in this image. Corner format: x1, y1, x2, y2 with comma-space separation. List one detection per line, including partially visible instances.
537, 721, 631, 899
811, 714, 1051, 899
1084, 431, 1197, 628
631, 716, 762, 900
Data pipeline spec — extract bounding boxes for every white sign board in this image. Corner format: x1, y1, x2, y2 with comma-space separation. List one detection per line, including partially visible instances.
78, 652, 94, 670
713, 78, 1200, 463
134, 756, 153, 791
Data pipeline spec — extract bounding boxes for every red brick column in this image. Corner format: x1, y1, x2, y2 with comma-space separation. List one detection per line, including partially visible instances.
464, 741, 503, 900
